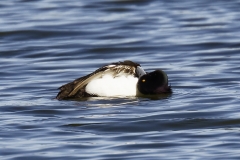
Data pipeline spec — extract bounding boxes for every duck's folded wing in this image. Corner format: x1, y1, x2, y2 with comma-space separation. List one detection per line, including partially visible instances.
56, 67, 107, 100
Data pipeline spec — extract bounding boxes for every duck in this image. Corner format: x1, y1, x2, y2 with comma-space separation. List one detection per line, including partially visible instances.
56, 60, 172, 100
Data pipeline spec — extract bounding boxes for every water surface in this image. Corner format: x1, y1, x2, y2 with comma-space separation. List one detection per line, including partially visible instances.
1, 0, 240, 159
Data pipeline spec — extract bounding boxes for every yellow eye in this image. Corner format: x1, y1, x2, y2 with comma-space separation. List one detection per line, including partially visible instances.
142, 79, 146, 82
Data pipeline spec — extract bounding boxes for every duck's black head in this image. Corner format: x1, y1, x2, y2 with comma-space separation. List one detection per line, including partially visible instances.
137, 70, 172, 95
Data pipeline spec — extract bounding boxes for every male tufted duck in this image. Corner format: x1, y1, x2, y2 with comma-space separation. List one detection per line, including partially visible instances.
56, 60, 171, 100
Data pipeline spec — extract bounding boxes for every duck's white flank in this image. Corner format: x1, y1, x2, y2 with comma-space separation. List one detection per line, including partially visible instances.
85, 72, 138, 97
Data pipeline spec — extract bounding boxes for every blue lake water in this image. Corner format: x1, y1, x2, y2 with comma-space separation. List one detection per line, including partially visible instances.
1, 0, 240, 159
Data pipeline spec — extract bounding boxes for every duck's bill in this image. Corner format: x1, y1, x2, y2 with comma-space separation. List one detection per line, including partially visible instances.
136, 66, 146, 77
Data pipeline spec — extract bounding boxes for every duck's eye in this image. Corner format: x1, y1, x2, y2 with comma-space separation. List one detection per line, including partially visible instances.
142, 79, 146, 82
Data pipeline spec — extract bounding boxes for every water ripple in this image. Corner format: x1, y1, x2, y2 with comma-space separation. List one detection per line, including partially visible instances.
1, 0, 240, 159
